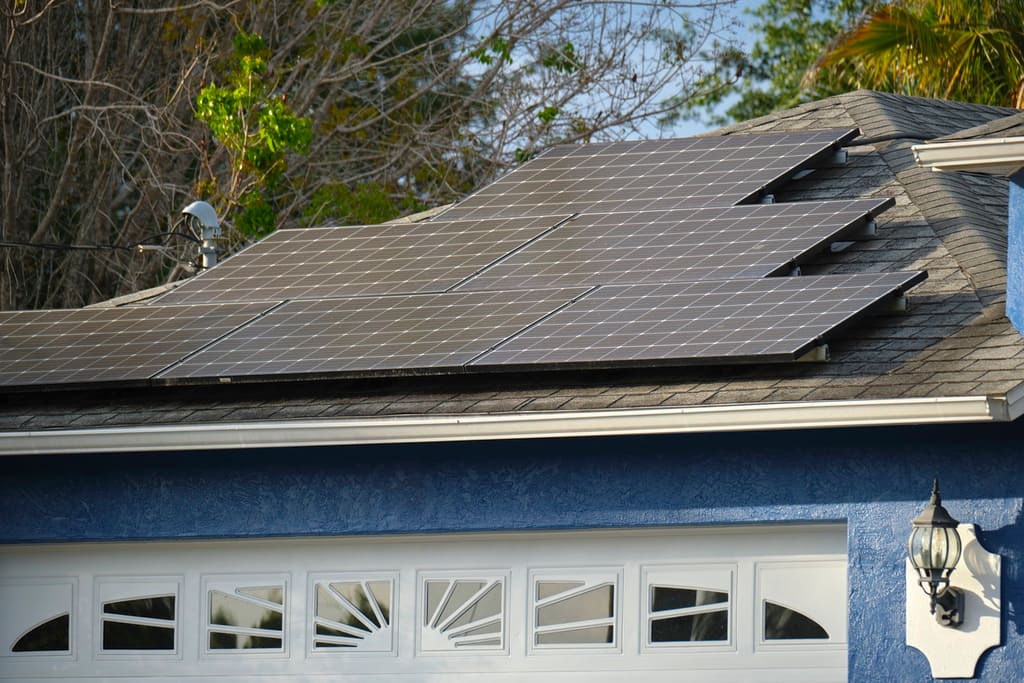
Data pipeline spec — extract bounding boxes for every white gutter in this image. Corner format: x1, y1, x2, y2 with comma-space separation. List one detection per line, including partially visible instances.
912, 136, 1024, 175
1, 394, 1018, 456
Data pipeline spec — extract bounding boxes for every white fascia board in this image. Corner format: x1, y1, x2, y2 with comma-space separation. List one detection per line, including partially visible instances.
1002, 381, 1024, 421
912, 137, 1024, 175
0, 395, 1013, 456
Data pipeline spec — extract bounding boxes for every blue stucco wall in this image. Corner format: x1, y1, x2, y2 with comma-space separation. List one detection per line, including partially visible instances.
1010, 170, 1024, 335
2, 419, 1023, 681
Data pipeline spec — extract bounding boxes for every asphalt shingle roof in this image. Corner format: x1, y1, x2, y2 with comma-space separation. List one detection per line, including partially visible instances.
2, 90, 1022, 432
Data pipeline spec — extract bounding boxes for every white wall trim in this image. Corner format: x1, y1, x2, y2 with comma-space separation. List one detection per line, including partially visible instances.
0, 394, 1015, 456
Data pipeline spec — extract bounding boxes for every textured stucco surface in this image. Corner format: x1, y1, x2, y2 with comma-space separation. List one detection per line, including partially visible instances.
3, 419, 1023, 682
1009, 170, 1024, 335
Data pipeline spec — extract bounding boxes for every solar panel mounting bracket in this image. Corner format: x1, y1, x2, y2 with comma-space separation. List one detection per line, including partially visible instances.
879, 292, 910, 313
797, 344, 830, 363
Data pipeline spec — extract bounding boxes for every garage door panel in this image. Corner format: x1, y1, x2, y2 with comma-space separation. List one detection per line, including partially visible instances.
0, 525, 847, 681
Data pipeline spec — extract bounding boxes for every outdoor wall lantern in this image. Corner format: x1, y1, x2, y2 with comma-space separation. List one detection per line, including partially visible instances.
905, 480, 1001, 679
907, 480, 964, 627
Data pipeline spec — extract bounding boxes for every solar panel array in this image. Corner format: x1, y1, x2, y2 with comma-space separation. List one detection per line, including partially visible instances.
0, 127, 931, 389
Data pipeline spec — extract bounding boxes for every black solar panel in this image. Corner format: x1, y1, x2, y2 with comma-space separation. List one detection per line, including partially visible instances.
0, 303, 274, 388
471, 272, 926, 368
438, 129, 859, 221
456, 199, 891, 291
155, 215, 572, 305
158, 288, 588, 380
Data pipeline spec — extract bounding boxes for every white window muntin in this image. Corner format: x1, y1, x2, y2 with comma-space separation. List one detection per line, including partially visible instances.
416, 569, 510, 656
307, 571, 398, 656
201, 573, 289, 658
94, 576, 181, 659
641, 563, 736, 653
528, 567, 622, 653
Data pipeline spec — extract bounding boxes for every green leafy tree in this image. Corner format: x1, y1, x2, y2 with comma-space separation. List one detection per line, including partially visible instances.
668, 0, 870, 127
2, 0, 739, 310
196, 31, 313, 238
814, 0, 1024, 107
679, 0, 1024, 127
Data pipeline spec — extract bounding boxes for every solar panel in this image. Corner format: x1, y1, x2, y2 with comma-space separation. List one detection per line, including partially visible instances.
0, 302, 274, 388
155, 214, 572, 305
471, 272, 927, 369
456, 198, 891, 291
438, 129, 859, 221
157, 288, 589, 380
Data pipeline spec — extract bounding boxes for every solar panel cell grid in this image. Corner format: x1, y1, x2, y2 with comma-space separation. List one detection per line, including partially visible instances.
457, 199, 891, 291
472, 272, 925, 368
0, 302, 274, 387
158, 288, 589, 380
439, 129, 858, 221
155, 215, 572, 305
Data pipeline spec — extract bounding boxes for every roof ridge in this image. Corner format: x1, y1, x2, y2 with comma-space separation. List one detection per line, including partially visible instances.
842, 94, 1012, 307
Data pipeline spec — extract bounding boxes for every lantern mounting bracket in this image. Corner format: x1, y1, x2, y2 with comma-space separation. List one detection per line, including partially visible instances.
930, 586, 964, 627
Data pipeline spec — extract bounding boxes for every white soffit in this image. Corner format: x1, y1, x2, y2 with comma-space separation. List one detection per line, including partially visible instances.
912, 137, 1024, 175
0, 392, 1021, 456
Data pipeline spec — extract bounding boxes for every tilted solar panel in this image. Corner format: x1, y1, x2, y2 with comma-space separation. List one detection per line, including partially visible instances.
157, 288, 589, 380
155, 214, 573, 305
456, 198, 891, 291
155, 271, 923, 382
438, 129, 859, 221
0, 302, 275, 388
471, 272, 927, 369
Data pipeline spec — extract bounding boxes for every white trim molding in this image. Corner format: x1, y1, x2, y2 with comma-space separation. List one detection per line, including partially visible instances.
1, 392, 1020, 456
913, 137, 1024, 176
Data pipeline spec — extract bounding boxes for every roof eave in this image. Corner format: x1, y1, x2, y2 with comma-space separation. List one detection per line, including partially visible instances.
913, 137, 1024, 175
1, 393, 1020, 456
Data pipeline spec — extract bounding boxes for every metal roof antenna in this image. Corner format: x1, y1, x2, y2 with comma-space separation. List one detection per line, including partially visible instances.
181, 201, 222, 269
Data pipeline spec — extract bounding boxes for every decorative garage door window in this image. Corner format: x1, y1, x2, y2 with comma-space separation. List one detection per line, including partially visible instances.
0, 525, 847, 682
310, 572, 395, 653
97, 577, 179, 654
642, 564, 733, 650
204, 575, 287, 653
1, 579, 74, 655
419, 571, 508, 653
530, 569, 619, 650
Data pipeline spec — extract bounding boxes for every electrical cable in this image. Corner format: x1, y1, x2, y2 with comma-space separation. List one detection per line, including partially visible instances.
0, 229, 202, 254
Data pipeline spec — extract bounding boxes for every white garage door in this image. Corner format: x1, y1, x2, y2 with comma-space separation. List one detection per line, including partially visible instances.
0, 524, 847, 682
